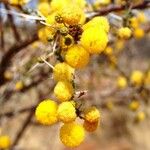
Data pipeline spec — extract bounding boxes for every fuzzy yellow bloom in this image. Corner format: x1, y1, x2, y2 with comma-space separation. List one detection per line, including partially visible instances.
81, 27, 108, 53
35, 100, 58, 125
46, 13, 57, 25
81, 27, 108, 54
83, 120, 99, 132
129, 100, 140, 111
54, 81, 74, 102
53, 62, 74, 82
15, 81, 24, 91
130, 17, 139, 29
0, 136, 11, 149
65, 45, 90, 69
137, 12, 147, 24
133, 28, 145, 39
130, 70, 144, 86
117, 76, 127, 89
83, 16, 110, 33
60, 122, 85, 147
118, 27, 132, 39
38, 2, 51, 17
136, 111, 146, 122
84, 107, 100, 123
60, 4, 84, 25
57, 101, 76, 123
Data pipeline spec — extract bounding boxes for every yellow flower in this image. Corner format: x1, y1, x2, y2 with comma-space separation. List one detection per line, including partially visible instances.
60, 4, 84, 25
130, 70, 144, 86
136, 111, 146, 122
54, 81, 74, 102
53, 62, 74, 82
117, 76, 127, 89
65, 45, 90, 69
80, 27, 108, 54
83, 16, 110, 33
59, 122, 85, 147
15, 81, 24, 91
133, 28, 145, 39
84, 106, 100, 123
46, 13, 57, 25
83, 120, 99, 132
0, 136, 11, 149
57, 101, 77, 123
130, 17, 139, 29
115, 39, 125, 51
38, 2, 51, 17
129, 100, 140, 111
118, 27, 132, 39
35, 100, 58, 125
137, 12, 147, 24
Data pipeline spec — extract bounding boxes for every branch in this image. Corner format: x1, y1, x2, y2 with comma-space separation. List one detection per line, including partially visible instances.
93, 1, 150, 17
4, 4, 21, 41
0, 34, 38, 86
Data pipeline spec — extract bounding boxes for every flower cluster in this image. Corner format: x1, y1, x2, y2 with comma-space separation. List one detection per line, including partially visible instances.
34, 0, 109, 147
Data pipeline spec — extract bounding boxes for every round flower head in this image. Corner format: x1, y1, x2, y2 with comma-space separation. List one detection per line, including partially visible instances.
137, 12, 147, 24
130, 70, 144, 86
129, 100, 140, 111
83, 120, 99, 132
60, 4, 84, 25
57, 101, 77, 123
65, 45, 90, 69
54, 81, 74, 102
84, 106, 100, 123
117, 76, 127, 89
15, 81, 24, 91
118, 27, 132, 39
53, 62, 74, 82
38, 2, 51, 17
133, 28, 144, 39
35, 99, 58, 125
0, 136, 11, 149
104, 46, 113, 56
136, 111, 146, 122
80, 27, 108, 54
129, 17, 139, 29
59, 122, 85, 147
83, 16, 110, 33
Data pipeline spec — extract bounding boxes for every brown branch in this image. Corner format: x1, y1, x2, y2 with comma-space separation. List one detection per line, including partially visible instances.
0, 14, 5, 49
0, 34, 38, 86
93, 1, 150, 17
4, 4, 21, 41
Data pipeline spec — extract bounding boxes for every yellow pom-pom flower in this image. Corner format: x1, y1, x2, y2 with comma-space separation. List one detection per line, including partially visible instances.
136, 111, 146, 122
130, 70, 144, 86
0, 136, 11, 149
35, 100, 58, 125
54, 81, 74, 102
117, 76, 127, 89
83, 120, 99, 132
4, 71, 13, 80
57, 101, 77, 123
38, 2, 51, 17
53, 62, 74, 82
80, 27, 108, 54
59, 122, 85, 147
65, 45, 90, 69
83, 16, 110, 33
118, 27, 132, 39
129, 100, 140, 111
137, 12, 147, 24
15, 81, 24, 91
130, 17, 139, 29
84, 106, 100, 123
60, 4, 84, 25
104, 46, 113, 56
133, 28, 145, 39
